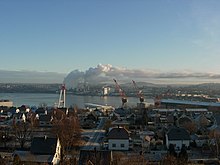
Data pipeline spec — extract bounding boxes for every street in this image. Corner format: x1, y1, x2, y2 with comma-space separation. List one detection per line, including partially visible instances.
81, 117, 107, 150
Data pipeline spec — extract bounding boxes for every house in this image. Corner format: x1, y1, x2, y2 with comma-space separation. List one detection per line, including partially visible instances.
177, 114, 193, 127
113, 108, 127, 119
86, 112, 98, 121
39, 114, 52, 127
13, 136, 61, 165
107, 127, 131, 151
35, 107, 46, 115
79, 149, 112, 165
13, 112, 26, 123
126, 113, 136, 125
191, 134, 209, 147
93, 108, 104, 117
111, 119, 129, 127
166, 127, 191, 151
0, 107, 13, 121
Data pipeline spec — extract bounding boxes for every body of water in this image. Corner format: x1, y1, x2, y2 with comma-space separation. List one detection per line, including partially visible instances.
0, 93, 154, 109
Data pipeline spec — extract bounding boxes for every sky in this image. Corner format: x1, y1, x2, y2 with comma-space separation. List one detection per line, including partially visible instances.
0, 0, 220, 83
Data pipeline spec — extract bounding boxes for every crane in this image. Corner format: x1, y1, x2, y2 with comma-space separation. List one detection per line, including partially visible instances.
132, 80, 144, 103
154, 88, 171, 107
113, 79, 127, 108
154, 94, 161, 107
58, 84, 66, 108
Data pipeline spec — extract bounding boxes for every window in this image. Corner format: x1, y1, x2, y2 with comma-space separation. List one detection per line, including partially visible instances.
112, 144, 116, 148
121, 144, 125, 148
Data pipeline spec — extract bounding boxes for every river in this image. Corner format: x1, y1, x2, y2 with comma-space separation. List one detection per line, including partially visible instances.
0, 93, 154, 108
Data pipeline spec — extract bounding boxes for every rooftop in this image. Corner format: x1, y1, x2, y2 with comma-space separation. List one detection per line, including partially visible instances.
30, 136, 57, 155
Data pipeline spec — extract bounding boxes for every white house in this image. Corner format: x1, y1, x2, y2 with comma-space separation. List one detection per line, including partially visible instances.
166, 127, 191, 151
107, 127, 131, 151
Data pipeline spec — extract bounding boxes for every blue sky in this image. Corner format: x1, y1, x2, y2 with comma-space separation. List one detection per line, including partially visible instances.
0, 0, 220, 75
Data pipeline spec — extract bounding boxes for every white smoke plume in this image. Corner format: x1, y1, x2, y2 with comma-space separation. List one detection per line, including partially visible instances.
63, 64, 220, 89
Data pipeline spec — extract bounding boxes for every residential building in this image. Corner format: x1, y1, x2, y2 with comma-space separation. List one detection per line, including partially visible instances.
107, 127, 131, 151
13, 136, 61, 165
166, 127, 191, 151
39, 114, 52, 127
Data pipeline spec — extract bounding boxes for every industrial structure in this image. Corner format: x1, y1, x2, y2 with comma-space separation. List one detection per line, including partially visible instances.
113, 79, 127, 108
132, 80, 144, 103
0, 100, 13, 107
58, 84, 66, 108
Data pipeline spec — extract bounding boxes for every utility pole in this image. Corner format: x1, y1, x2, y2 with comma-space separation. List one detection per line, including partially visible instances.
215, 130, 219, 158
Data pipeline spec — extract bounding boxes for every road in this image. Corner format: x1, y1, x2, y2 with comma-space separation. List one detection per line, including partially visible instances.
81, 117, 107, 150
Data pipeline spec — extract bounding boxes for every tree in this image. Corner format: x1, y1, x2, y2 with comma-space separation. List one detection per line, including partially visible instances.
209, 128, 220, 157
0, 126, 11, 148
168, 144, 177, 157
178, 145, 188, 164
182, 121, 197, 134
0, 155, 7, 165
199, 115, 210, 130
27, 111, 39, 127
161, 155, 177, 165
13, 120, 32, 149
51, 108, 81, 162
103, 119, 112, 133
162, 144, 188, 165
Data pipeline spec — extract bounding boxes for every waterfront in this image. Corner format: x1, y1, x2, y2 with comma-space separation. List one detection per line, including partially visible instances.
0, 93, 154, 108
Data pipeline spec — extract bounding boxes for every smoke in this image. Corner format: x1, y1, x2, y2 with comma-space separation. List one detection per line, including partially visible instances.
63, 64, 220, 89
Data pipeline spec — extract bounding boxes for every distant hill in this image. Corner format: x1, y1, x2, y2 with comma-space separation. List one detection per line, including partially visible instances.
122, 81, 163, 88
0, 83, 60, 93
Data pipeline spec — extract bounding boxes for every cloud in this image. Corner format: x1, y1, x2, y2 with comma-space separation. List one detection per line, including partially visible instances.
64, 64, 220, 89
1, 65, 219, 87
0, 70, 65, 84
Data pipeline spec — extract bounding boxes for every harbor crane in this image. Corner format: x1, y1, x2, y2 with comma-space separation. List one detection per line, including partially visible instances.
132, 80, 145, 103
154, 88, 171, 107
113, 79, 127, 108
154, 95, 161, 107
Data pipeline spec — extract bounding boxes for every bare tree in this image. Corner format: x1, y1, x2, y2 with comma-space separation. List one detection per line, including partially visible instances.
112, 152, 148, 165
51, 108, 81, 162
13, 120, 32, 149
0, 155, 7, 165
161, 155, 178, 165
209, 128, 220, 157
182, 121, 197, 134
0, 126, 11, 148
199, 115, 209, 127
103, 119, 112, 133
27, 111, 39, 128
